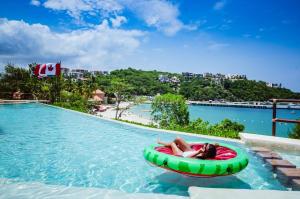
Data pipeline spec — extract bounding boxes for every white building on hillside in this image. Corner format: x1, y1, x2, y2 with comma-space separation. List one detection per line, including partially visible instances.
170, 76, 180, 84
158, 74, 170, 83
267, 83, 282, 88
61, 67, 70, 77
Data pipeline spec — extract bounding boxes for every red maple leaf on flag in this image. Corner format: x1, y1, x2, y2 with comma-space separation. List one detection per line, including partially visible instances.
48, 65, 53, 71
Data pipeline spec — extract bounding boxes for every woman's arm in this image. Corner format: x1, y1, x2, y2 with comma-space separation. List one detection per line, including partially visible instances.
186, 148, 205, 158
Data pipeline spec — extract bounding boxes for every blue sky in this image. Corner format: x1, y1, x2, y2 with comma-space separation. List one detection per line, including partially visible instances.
0, 0, 299, 91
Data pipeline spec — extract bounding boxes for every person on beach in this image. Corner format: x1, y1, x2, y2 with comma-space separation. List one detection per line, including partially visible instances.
157, 137, 217, 159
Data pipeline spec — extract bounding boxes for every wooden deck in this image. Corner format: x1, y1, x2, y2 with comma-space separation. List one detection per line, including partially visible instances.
265, 159, 296, 171
276, 168, 300, 186
251, 147, 271, 153
291, 179, 300, 191
256, 151, 282, 160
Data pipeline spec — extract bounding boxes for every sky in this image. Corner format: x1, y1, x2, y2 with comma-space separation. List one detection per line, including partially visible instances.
0, 0, 299, 91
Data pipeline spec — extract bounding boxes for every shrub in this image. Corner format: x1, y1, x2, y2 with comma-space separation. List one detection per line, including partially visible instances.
289, 121, 300, 139
163, 118, 242, 139
212, 119, 245, 132
54, 91, 89, 113
151, 93, 189, 127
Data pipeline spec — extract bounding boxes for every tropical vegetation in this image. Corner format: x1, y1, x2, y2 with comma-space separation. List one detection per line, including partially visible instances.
0, 64, 298, 139
1, 65, 299, 103
289, 121, 300, 139
151, 93, 189, 127
151, 94, 244, 139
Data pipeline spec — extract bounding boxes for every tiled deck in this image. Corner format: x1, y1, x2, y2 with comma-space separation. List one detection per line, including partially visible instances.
2, 180, 300, 199
188, 187, 300, 199
0, 180, 187, 199
240, 133, 300, 152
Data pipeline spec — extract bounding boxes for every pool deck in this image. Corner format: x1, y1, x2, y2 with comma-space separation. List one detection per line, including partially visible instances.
2, 180, 300, 199
240, 133, 300, 152
188, 187, 300, 199
251, 146, 300, 190
0, 100, 49, 104
0, 179, 187, 199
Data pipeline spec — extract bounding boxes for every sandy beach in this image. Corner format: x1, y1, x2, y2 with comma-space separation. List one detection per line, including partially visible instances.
95, 102, 154, 125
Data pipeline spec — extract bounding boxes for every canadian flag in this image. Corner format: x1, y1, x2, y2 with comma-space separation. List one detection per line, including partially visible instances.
34, 63, 61, 78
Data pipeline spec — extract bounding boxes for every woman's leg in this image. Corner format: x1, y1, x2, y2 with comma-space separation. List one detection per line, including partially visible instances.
157, 139, 173, 147
157, 139, 183, 156
170, 142, 183, 156
174, 137, 192, 152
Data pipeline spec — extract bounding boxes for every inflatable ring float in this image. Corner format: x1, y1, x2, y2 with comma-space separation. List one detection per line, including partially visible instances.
144, 142, 248, 177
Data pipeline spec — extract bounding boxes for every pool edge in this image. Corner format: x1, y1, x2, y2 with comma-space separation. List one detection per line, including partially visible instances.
38, 102, 244, 144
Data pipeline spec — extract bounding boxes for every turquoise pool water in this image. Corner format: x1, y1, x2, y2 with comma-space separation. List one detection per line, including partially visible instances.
130, 104, 300, 137
0, 103, 286, 196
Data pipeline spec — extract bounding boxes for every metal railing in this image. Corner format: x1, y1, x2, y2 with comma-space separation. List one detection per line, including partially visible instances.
271, 99, 300, 136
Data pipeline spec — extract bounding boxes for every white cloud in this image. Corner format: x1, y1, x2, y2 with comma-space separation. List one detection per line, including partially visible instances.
207, 42, 229, 51
0, 18, 144, 67
33, 0, 195, 36
31, 0, 41, 6
213, 0, 226, 10
43, 0, 123, 21
110, 15, 127, 28
125, 0, 187, 36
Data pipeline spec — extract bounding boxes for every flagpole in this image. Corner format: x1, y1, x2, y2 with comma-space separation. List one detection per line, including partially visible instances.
57, 60, 61, 102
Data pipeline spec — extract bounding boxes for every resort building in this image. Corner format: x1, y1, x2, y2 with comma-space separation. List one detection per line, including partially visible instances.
69, 72, 83, 81
170, 76, 180, 84
267, 83, 282, 88
225, 74, 247, 81
90, 70, 109, 76
215, 73, 226, 79
203, 72, 213, 78
182, 72, 203, 80
158, 74, 170, 83
90, 71, 102, 77
92, 89, 106, 103
102, 71, 109, 75
182, 72, 194, 79
158, 75, 180, 84
61, 67, 70, 77
68, 69, 89, 81
71, 69, 89, 74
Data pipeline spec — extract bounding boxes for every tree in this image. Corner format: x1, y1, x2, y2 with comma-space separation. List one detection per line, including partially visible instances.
289, 121, 300, 139
151, 93, 189, 127
0, 64, 31, 94
108, 78, 132, 119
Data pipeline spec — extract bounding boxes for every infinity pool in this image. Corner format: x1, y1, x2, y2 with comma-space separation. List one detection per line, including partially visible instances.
0, 103, 285, 196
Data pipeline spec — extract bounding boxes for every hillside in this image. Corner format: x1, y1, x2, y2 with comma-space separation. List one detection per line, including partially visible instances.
106, 68, 300, 101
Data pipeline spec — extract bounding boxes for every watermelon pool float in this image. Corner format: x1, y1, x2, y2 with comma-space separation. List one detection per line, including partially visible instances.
143, 142, 248, 177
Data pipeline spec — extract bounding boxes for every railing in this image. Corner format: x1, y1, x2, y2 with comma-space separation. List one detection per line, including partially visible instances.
271, 99, 300, 136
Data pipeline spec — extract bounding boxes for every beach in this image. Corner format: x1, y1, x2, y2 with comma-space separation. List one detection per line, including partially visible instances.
95, 102, 154, 125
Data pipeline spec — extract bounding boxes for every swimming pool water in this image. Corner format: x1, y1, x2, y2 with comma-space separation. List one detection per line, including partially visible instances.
0, 103, 286, 196
130, 103, 300, 137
